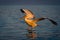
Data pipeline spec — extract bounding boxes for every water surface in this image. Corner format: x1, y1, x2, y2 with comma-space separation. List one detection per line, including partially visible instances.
0, 5, 60, 40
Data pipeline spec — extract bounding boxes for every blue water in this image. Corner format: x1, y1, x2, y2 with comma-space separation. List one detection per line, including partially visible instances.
0, 5, 60, 40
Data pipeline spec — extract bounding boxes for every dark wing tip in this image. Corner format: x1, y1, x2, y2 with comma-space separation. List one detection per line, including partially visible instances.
47, 18, 58, 25
20, 9, 25, 13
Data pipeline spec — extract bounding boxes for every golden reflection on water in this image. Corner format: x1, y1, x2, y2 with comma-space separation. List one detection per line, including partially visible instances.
26, 30, 37, 40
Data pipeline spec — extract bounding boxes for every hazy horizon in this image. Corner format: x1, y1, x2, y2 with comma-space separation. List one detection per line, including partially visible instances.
0, 0, 60, 5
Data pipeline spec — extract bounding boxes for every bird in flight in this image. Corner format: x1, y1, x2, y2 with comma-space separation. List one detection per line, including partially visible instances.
20, 9, 57, 30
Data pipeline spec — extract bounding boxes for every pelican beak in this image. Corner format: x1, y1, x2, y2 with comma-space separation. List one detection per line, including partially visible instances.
19, 16, 25, 20
20, 9, 25, 13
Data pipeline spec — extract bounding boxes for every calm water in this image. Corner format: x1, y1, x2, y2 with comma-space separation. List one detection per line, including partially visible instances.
0, 5, 60, 40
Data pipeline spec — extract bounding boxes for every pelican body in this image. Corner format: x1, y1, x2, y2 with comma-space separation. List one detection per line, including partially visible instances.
20, 9, 57, 29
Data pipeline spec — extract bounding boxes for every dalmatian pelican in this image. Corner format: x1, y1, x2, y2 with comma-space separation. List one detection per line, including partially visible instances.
20, 9, 57, 30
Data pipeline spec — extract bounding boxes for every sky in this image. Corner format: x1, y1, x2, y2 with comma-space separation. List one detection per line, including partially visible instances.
0, 0, 60, 5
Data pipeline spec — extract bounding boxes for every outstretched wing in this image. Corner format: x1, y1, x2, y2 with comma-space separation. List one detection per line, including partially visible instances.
33, 18, 45, 23
20, 9, 35, 18
33, 17, 57, 25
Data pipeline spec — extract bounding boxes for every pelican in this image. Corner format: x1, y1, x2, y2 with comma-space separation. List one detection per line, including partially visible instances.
20, 9, 57, 30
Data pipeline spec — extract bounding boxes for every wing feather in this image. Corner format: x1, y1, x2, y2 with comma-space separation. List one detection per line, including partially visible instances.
33, 17, 57, 25
33, 18, 45, 23
23, 9, 35, 18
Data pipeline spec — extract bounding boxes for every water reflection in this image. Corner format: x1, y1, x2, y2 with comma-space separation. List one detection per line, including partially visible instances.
26, 30, 37, 40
